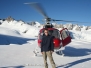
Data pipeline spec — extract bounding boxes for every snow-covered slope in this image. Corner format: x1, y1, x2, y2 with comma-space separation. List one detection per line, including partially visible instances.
0, 20, 91, 43
70, 30, 91, 41
0, 20, 39, 37
34, 21, 41, 27
0, 27, 20, 36
0, 20, 39, 45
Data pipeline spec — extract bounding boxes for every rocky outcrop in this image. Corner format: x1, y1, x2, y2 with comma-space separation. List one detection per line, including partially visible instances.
73, 25, 81, 31
6, 16, 14, 22
87, 26, 91, 30
64, 23, 73, 30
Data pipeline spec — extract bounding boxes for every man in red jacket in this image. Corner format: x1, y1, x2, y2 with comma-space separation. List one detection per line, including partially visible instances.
41, 29, 56, 68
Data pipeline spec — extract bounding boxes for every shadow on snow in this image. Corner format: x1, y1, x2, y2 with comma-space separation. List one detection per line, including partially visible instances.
57, 58, 91, 68
1, 58, 91, 68
0, 34, 35, 45
56, 46, 91, 57
0, 65, 25, 68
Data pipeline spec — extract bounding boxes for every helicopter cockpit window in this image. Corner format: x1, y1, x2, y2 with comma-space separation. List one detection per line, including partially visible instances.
61, 30, 69, 40
39, 29, 60, 39
48, 29, 60, 39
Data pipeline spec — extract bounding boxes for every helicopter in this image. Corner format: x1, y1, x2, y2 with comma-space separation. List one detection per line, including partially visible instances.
24, 2, 72, 56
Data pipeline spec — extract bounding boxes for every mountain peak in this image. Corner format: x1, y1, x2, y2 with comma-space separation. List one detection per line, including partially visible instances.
6, 16, 14, 22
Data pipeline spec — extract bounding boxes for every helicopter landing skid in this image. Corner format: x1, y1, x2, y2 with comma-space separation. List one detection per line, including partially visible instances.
55, 50, 64, 57
33, 46, 42, 57
55, 47, 65, 57
33, 46, 65, 57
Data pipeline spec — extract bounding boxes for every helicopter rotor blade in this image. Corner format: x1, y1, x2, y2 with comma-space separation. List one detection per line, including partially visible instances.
24, 2, 48, 18
24, 3, 90, 24
52, 19, 89, 23
52, 19, 78, 22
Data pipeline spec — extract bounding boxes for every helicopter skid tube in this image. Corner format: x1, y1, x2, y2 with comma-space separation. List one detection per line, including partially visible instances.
33, 46, 42, 57
33, 46, 65, 57
54, 46, 65, 56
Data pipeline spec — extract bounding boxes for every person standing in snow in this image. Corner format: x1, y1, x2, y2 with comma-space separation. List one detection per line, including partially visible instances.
41, 29, 56, 68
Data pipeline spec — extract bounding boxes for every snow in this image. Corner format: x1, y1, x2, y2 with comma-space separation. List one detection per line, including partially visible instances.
70, 30, 91, 41
0, 39, 91, 68
34, 21, 41, 27
0, 20, 39, 37
0, 20, 91, 68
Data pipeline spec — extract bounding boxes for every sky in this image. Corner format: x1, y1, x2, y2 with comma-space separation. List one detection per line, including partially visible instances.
0, 0, 91, 26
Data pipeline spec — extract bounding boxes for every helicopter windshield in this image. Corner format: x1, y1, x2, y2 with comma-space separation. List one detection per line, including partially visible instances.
39, 29, 60, 39
48, 29, 60, 38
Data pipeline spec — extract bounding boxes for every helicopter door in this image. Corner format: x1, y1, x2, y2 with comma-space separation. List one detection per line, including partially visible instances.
60, 28, 71, 47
